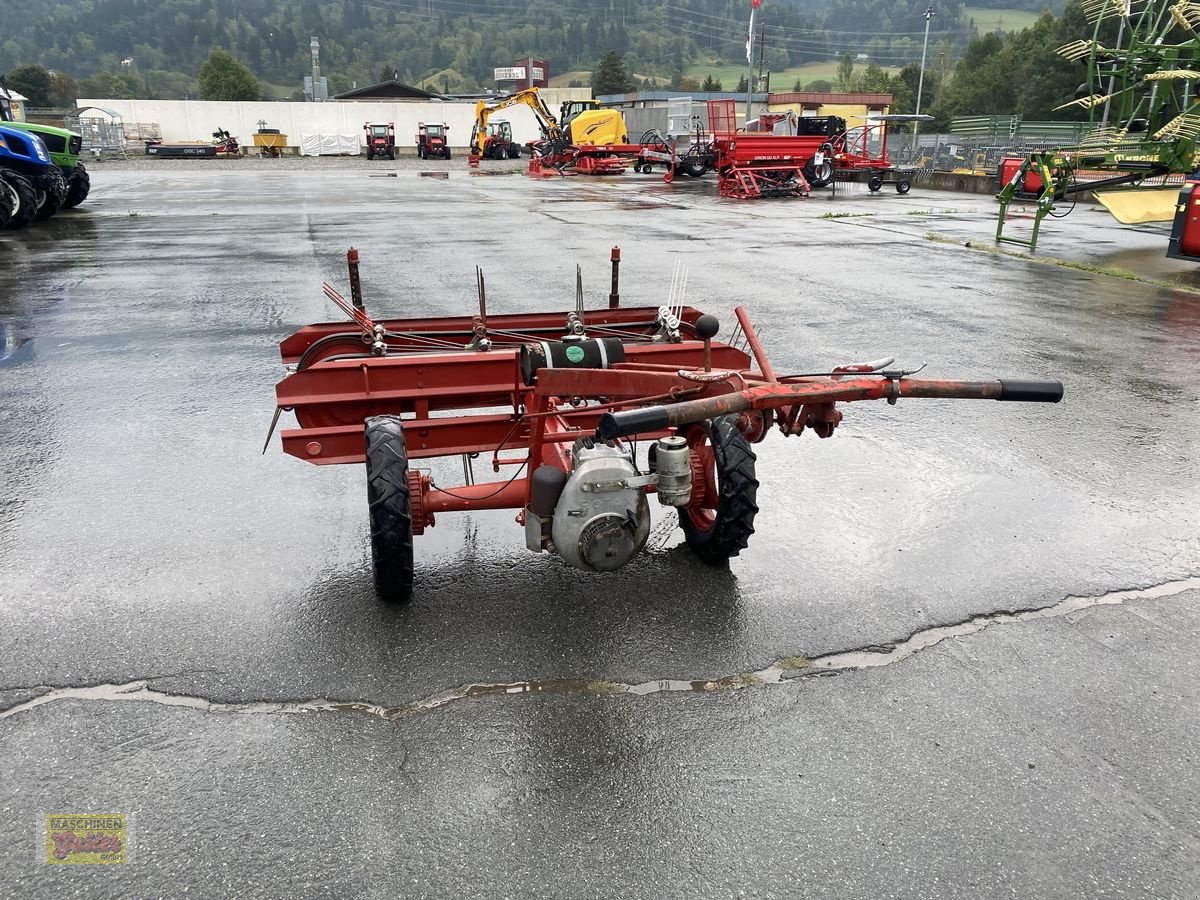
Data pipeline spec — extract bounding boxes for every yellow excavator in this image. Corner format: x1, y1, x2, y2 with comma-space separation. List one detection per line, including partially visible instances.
469, 88, 628, 160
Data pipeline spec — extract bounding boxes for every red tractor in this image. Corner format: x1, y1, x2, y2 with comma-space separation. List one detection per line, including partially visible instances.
416, 122, 451, 159
363, 122, 395, 160
482, 120, 522, 159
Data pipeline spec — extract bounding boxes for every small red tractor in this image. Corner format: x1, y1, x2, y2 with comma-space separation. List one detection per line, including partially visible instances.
363, 122, 396, 160
270, 247, 1064, 604
416, 122, 451, 159
482, 120, 522, 159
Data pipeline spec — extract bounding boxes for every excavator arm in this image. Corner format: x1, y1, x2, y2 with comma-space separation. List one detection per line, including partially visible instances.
470, 88, 563, 156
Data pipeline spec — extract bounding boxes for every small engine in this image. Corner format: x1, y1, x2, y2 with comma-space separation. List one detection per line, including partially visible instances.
525, 438, 652, 572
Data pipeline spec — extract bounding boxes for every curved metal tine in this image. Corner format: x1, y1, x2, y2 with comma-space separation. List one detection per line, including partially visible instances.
576, 264, 584, 317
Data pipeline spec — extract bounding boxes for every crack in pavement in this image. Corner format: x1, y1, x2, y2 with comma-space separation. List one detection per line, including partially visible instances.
2, 577, 1197, 726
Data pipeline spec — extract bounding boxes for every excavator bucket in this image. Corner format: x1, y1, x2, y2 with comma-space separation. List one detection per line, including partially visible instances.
1094, 187, 1179, 224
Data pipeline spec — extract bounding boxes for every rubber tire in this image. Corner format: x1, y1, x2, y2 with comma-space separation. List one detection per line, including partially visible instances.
682, 159, 708, 178
35, 167, 68, 221
0, 170, 38, 229
0, 178, 14, 228
365, 415, 415, 604
388, 150, 395, 160
807, 158, 834, 188
62, 163, 90, 209
508, 144, 521, 159
680, 416, 759, 563
897, 179, 911, 194
868, 175, 883, 193
445, 149, 451, 160
367, 150, 375, 160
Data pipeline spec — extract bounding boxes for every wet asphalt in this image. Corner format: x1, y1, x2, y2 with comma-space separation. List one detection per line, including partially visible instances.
2, 161, 1199, 898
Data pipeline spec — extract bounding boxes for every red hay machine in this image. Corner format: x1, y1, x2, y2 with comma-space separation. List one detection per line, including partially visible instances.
828, 114, 932, 193
271, 248, 1064, 603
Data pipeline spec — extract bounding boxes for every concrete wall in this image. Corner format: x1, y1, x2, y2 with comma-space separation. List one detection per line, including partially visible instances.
77, 89, 592, 149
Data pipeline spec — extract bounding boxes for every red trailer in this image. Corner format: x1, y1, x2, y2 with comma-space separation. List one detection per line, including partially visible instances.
271, 247, 1064, 603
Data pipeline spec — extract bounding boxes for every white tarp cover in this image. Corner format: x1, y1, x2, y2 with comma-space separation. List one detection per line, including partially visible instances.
300, 133, 361, 156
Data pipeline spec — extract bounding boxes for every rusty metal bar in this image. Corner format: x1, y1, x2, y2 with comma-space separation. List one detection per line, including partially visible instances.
596, 377, 1063, 439
347, 248, 364, 309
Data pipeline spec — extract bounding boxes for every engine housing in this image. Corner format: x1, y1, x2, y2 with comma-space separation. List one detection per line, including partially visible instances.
551, 440, 651, 572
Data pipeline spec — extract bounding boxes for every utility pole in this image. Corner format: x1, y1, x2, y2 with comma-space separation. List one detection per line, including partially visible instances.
914, 6, 934, 152
745, 0, 762, 126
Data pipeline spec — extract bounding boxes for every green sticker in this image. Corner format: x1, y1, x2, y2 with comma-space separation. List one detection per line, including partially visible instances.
565, 345, 586, 363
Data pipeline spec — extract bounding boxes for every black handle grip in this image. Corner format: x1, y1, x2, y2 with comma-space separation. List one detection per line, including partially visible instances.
596, 407, 670, 440
998, 379, 1064, 402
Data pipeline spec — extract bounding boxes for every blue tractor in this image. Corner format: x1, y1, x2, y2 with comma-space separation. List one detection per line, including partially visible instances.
0, 123, 66, 229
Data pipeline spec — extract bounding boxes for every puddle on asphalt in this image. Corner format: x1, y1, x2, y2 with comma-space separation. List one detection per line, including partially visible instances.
4, 577, 1198, 727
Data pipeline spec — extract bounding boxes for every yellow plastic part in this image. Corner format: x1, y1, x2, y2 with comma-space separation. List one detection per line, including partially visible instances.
1094, 187, 1180, 224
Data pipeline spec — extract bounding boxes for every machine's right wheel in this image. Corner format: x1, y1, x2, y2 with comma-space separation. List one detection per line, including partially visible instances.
896, 179, 911, 194
417, 145, 425, 159
62, 163, 90, 209
365, 415, 415, 604
0, 170, 38, 229
868, 175, 883, 192
445, 149, 451, 160
680, 416, 759, 563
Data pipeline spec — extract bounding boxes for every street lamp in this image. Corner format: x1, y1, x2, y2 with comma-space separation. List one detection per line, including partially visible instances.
745, 0, 762, 127
913, 6, 934, 153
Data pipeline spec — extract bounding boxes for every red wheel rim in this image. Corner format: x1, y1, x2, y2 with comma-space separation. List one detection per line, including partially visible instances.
683, 424, 719, 531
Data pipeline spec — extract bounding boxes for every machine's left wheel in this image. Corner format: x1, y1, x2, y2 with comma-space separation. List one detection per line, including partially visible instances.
62, 163, 90, 209
868, 175, 883, 192
896, 179, 911, 194
679, 416, 759, 563
365, 415, 415, 604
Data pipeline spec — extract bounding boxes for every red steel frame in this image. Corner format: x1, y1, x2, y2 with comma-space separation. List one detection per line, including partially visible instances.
274, 248, 1064, 534
706, 99, 823, 199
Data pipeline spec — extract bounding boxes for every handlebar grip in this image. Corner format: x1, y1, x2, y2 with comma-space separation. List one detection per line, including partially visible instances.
596, 407, 670, 440
998, 379, 1064, 402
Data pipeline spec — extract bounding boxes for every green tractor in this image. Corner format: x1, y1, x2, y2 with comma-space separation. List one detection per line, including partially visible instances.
0, 77, 90, 212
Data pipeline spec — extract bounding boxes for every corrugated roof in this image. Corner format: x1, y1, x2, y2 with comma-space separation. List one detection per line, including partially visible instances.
767, 92, 893, 105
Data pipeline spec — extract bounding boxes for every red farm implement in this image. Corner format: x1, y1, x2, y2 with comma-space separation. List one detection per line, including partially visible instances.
706, 99, 831, 199
829, 114, 932, 193
271, 247, 1064, 603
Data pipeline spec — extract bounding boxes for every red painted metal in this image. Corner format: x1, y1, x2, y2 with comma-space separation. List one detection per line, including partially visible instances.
706, 99, 820, 199
272, 247, 1062, 547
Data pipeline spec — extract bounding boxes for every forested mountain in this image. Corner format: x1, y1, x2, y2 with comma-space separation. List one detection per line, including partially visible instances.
0, 0, 995, 98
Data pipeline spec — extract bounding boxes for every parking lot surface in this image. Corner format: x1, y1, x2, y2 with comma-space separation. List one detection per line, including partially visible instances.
2, 164, 1198, 898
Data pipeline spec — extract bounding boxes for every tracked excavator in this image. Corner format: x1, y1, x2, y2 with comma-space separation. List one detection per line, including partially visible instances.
469, 89, 628, 170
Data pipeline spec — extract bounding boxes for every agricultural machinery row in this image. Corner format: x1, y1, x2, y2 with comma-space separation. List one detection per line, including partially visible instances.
0, 81, 90, 230
466, 89, 922, 200
271, 247, 1063, 603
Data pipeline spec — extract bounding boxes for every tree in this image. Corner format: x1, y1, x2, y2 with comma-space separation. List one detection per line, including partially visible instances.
700, 75, 723, 91
198, 49, 260, 101
591, 50, 631, 95
736, 73, 747, 92
835, 53, 854, 91
6, 64, 52, 107
47, 72, 80, 107
79, 71, 141, 100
